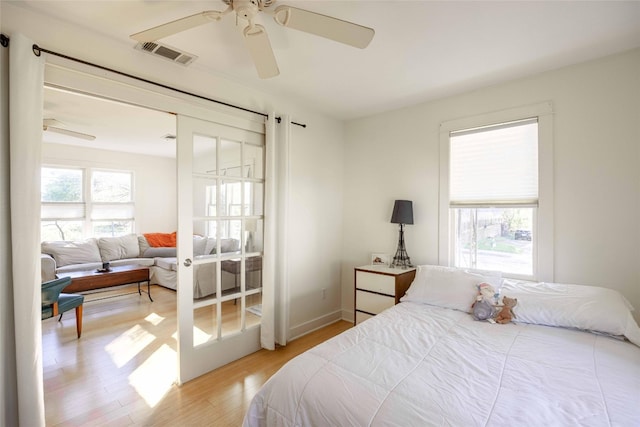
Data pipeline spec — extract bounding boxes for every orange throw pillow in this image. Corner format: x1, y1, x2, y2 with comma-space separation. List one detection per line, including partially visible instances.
144, 232, 177, 247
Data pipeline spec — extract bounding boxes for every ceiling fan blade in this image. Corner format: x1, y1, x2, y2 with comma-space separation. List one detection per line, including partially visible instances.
43, 126, 96, 141
131, 10, 226, 42
43, 118, 61, 127
273, 5, 374, 49
243, 24, 279, 79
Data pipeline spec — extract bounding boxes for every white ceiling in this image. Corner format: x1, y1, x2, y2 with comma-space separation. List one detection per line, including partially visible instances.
43, 87, 178, 158
12, 0, 640, 155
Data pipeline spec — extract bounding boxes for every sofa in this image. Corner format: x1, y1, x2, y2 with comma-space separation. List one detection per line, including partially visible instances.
41, 233, 241, 299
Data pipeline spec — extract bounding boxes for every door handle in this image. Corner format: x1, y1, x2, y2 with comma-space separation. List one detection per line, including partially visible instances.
183, 258, 192, 267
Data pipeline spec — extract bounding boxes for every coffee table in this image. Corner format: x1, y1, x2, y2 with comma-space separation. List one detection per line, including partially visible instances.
59, 265, 153, 301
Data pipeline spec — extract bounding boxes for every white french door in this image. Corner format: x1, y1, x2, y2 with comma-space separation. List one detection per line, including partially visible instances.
176, 114, 265, 383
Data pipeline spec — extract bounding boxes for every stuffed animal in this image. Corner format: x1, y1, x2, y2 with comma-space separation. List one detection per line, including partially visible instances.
471, 283, 498, 321
495, 296, 518, 324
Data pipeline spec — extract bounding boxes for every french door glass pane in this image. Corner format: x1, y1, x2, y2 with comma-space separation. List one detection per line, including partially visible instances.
219, 220, 241, 254
245, 255, 263, 290
220, 180, 242, 216
244, 182, 263, 216
245, 219, 264, 253
192, 134, 217, 176
193, 176, 217, 218
245, 144, 264, 179
193, 304, 218, 346
453, 207, 533, 276
220, 139, 242, 177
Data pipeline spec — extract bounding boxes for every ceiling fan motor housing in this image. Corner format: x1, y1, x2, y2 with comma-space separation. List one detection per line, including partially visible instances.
233, 0, 260, 21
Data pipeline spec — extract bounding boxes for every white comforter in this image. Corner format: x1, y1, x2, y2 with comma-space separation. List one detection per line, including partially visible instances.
244, 302, 640, 426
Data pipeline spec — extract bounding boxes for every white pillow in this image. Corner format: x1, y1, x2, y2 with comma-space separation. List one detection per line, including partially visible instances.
98, 234, 140, 262
501, 280, 640, 346
465, 267, 503, 291
193, 235, 207, 256
400, 265, 493, 312
41, 239, 102, 267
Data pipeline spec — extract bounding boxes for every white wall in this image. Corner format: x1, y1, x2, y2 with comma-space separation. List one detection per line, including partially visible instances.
42, 143, 177, 234
342, 48, 640, 320
287, 117, 345, 339
2, 3, 346, 341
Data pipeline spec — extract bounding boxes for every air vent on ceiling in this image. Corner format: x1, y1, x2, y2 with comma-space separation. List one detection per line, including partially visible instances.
134, 42, 197, 66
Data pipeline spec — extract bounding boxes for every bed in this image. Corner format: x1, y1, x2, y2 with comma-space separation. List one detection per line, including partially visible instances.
244, 265, 640, 426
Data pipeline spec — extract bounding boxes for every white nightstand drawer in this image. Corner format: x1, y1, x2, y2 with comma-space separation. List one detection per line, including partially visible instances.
356, 271, 394, 295
355, 311, 374, 325
356, 290, 395, 315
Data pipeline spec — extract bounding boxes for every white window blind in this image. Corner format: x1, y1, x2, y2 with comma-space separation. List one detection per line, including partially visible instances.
450, 118, 538, 206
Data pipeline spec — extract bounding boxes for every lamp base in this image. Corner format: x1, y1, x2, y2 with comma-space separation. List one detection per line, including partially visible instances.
390, 224, 414, 269
390, 251, 413, 269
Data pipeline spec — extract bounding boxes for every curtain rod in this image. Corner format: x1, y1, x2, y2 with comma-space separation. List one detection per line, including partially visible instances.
0, 34, 305, 128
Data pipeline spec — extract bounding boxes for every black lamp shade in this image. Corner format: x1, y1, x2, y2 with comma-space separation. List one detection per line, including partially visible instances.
390, 200, 413, 225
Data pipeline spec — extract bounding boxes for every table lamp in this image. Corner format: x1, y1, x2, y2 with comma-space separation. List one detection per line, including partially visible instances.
390, 200, 414, 269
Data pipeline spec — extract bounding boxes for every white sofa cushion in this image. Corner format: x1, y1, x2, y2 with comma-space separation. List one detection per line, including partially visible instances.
155, 257, 178, 272
42, 239, 101, 267
98, 234, 140, 262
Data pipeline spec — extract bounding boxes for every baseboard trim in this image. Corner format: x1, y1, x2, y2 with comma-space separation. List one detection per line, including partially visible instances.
341, 308, 354, 323
289, 309, 343, 341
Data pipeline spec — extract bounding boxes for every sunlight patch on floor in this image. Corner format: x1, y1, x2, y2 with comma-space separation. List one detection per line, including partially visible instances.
145, 312, 165, 326
171, 327, 213, 345
128, 344, 176, 408
105, 324, 155, 368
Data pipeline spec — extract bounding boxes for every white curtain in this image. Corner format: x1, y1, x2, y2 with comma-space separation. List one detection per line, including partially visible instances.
261, 114, 277, 350
261, 114, 291, 348
7, 33, 45, 426
0, 32, 19, 427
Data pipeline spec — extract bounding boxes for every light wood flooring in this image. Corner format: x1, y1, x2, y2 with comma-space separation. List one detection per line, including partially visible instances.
42, 285, 352, 426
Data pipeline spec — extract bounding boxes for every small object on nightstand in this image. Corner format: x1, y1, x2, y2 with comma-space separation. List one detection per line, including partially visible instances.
354, 265, 416, 325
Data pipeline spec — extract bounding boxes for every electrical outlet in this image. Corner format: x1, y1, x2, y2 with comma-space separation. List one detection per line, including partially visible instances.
322, 288, 327, 299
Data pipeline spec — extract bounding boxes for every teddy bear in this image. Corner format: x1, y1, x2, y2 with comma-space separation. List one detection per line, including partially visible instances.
494, 296, 518, 324
471, 283, 498, 321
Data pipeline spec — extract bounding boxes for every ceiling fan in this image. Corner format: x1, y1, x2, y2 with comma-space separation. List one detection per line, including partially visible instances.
130, 0, 375, 79
43, 119, 96, 141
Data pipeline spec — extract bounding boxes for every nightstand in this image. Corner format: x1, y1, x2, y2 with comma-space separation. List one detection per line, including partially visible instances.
354, 265, 416, 325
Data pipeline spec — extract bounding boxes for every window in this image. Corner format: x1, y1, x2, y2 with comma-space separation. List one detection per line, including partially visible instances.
439, 103, 554, 281
41, 166, 134, 241
451, 119, 537, 277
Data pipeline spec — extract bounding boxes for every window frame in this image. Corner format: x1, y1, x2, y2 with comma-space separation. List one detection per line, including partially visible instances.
41, 165, 136, 240
438, 102, 554, 281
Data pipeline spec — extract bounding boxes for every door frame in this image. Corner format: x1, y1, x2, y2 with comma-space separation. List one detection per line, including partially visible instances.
43, 61, 268, 385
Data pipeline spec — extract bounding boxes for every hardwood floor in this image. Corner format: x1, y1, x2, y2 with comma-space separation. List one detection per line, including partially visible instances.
42, 285, 352, 426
